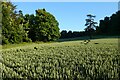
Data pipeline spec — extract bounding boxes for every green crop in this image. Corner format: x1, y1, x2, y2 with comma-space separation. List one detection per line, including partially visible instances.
1, 38, 120, 80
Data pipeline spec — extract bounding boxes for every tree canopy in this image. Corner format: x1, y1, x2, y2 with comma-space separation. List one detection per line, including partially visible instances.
84, 14, 97, 39
2, 2, 120, 44
28, 9, 60, 42
2, 2, 60, 45
96, 11, 120, 35
2, 2, 31, 44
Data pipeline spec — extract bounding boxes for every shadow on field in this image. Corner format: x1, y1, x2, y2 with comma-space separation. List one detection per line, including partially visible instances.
57, 36, 119, 42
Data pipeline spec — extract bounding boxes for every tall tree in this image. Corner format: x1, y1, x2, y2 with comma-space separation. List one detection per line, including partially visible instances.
85, 14, 97, 39
2, 2, 30, 44
28, 9, 60, 42
97, 17, 110, 35
109, 11, 120, 35
97, 11, 120, 35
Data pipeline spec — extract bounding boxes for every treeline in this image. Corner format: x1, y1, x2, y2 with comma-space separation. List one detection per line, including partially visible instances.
60, 11, 120, 39
2, 2, 120, 44
60, 30, 86, 39
60, 30, 95, 39
2, 2, 60, 45
96, 11, 120, 35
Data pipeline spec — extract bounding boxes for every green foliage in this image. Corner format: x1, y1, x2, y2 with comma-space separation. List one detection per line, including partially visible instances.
2, 2, 31, 45
97, 11, 120, 35
85, 14, 97, 39
60, 30, 86, 39
27, 9, 60, 42
2, 36, 9, 44
1, 38, 119, 79
2, 2, 60, 45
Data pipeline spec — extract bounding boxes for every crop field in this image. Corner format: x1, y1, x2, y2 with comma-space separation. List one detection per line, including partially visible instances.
1, 38, 120, 79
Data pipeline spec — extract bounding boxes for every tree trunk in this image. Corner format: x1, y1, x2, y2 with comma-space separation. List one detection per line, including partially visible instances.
89, 30, 92, 39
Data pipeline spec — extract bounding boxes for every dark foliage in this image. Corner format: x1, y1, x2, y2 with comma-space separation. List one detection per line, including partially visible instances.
2, 2, 31, 45
60, 30, 85, 39
27, 9, 60, 42
2, 2, 60, 44
96, 11, 120, 35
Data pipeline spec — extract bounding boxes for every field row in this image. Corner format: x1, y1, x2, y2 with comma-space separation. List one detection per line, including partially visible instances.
1, 39, 120, 79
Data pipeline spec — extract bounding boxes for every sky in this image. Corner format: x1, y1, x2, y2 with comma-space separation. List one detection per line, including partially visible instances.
12, 2, 118, 31
10, 0, 119, 2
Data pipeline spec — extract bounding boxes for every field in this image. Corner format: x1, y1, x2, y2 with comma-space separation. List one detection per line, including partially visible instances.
1, 38, 120, 79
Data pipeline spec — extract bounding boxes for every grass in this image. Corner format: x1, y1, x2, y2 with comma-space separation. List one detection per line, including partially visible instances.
2, 35, 119, 50
1, 37, 119, 79
2, 41, 46, 49
58, 35, 119, 42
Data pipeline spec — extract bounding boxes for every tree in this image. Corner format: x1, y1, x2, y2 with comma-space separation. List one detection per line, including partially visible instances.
96, 11, 120, 35
109, 11, 120, 35
85, 14, 97, 39
60, 30, 67, 38
98, 17, 110, 35
67, 30, 73, 38
2, 2, 31, 44
28, 9, 60, 42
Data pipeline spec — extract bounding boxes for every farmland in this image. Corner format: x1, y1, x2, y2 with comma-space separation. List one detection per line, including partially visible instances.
1, 38, 120, 79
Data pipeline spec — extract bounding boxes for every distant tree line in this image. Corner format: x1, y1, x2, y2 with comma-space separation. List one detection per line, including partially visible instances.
2, 2, 120, 44
96, 11, 120, 35
60, 30, 86, 39
2, 2, 60, 45
61, 11, 120, 39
